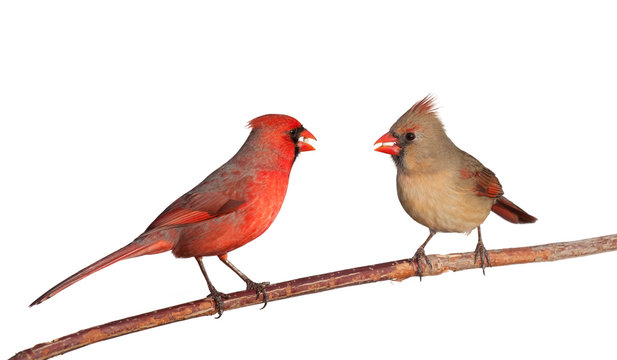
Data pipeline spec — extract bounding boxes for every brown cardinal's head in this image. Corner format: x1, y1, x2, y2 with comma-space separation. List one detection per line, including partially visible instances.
248, 114, 316, 163
374, 95, 454, 171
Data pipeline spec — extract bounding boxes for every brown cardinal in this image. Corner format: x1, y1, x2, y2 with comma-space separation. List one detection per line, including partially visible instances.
30, 115, 316, 316
374, 96, 535, 278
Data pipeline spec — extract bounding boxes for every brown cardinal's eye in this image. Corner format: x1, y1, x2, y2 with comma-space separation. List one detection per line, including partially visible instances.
405, 132, 415, 141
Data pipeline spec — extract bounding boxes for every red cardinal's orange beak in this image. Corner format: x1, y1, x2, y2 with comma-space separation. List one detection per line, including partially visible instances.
374, 132, 400, 156
297, 128, 317, 152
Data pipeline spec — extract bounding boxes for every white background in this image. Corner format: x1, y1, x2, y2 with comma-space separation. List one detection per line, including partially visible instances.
2, 1, 616, 359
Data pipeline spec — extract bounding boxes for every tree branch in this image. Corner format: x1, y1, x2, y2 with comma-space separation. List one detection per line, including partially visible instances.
11, 233, 617, 360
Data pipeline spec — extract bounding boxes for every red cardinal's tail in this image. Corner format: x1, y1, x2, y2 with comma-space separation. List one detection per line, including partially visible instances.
491, 196, 537, 224
30, 239, 173, 306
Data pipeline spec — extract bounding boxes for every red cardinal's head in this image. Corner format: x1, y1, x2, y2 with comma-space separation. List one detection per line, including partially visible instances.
248, 114, 317, 162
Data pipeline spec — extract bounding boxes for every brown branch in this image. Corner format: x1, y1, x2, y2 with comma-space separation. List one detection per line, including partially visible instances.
11, 233, 617, 360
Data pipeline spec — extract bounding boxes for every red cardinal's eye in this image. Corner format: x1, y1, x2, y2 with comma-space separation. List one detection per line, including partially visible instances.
405, 132, 415, 141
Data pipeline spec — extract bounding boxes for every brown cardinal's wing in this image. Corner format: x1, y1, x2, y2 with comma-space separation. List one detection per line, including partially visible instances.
472, 167, 504, 198
145, 177, 252, 231
461, 156, 536, 224
459, 154, 504, 198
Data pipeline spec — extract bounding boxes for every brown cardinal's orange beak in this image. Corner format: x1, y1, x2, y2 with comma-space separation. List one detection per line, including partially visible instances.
374, 132, 400, 156
297, 128, 317, 152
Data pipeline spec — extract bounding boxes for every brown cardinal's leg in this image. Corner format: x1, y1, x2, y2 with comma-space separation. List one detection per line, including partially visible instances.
195, 257, 229, 318
411, 230, 436, 280
474, 226, 491, 275
219, 255, 269, 309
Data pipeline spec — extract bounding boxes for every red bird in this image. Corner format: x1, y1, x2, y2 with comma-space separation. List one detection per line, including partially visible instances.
374, 96, 536, 278
31, 115, 316, 316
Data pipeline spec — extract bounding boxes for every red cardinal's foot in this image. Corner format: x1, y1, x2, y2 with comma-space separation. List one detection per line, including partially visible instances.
207, 289, 230, 319
245, 280, 270, 309
474, 240, 491, 275
410, 247, 432, 281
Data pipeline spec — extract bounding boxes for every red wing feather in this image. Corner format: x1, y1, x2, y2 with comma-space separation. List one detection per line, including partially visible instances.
146, 194, 246, 231
147, 208, 215, 228
473, 167, 504, 198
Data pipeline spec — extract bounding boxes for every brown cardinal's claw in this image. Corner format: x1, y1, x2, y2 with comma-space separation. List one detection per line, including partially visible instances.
207, 290, 230, 319
474, 240, 491, 275
246, 280, 270, 309
410, 248, 432, 280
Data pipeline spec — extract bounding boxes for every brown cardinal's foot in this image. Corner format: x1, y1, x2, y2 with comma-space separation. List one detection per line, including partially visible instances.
245, 280, 270, 309
207, 290, 231, 319
410, 247, 432, 281
474, 240, 491, 275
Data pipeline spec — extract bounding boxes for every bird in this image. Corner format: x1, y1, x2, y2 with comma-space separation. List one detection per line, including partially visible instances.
374, 96, 536, 278
30, 114, 316, 317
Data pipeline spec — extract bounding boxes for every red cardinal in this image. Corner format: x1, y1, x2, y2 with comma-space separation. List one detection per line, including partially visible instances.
374, 96, 535, 278
31, 115, 316, 316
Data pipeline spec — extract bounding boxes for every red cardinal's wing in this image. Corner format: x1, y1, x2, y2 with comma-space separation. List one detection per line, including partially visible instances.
145, 179, 250, 231
471, 167, 504, 198
146, 195, 245, 230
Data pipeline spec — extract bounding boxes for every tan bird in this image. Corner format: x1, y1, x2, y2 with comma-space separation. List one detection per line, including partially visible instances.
374, 96, 536, 278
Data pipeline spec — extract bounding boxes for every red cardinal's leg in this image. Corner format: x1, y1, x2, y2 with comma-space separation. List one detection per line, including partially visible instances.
195, 257, 229, 318
219, 254, 269, 309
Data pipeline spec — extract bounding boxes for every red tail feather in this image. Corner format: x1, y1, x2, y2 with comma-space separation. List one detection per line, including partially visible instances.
30, 239, 173, 306
491, 197, 537, 224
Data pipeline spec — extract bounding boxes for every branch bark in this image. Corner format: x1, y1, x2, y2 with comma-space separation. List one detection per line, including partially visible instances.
11, 233, 617, 360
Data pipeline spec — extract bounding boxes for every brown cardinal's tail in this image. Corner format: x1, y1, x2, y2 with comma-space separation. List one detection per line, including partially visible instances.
30, 238, 173, 306
491, 196, 537, 224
